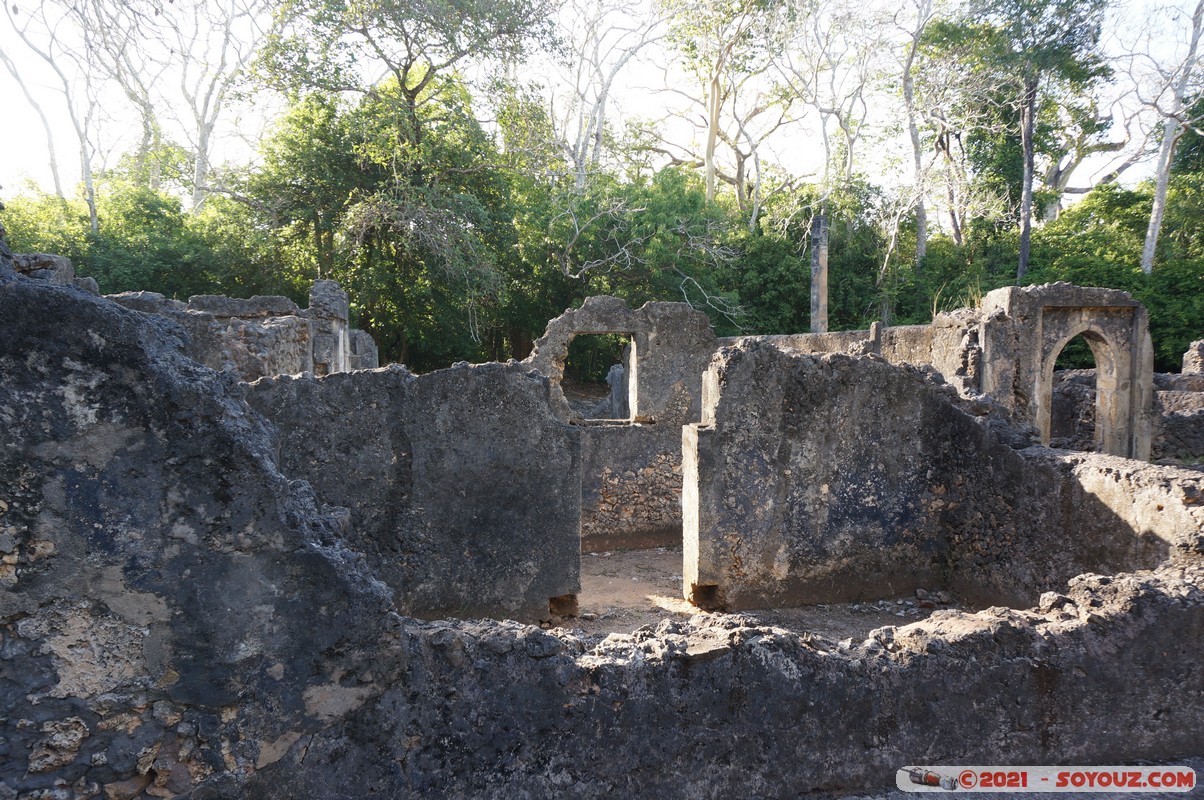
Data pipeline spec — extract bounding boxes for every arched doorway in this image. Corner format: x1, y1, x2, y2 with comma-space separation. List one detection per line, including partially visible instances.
1040, 327, 1122, 454
1048, 334, 1102, 451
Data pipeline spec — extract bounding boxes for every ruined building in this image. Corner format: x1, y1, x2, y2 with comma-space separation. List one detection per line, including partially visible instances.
1, 237, 1202, 798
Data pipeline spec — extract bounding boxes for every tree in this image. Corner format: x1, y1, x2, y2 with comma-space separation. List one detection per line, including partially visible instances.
0, 46, 66, 197
546, 0, 665, 193
1140, 0, 1204, 273
5, 0, 106, 231
960, 0, 1111, 279
660, 0, 796, 204
917, 17, 1015, 247
6, 0, 277, 212
896, 0, 941, 265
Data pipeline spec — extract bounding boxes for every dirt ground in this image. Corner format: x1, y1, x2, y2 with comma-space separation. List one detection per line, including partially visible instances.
565, 546, 962, 643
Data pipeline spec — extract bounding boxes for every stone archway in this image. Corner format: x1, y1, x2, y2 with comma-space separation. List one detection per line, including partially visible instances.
979, 283, 1154, 460
1038, 325, 1121, 454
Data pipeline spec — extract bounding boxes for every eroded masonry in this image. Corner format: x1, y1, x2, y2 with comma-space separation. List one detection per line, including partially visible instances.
2, 238, 1202, 798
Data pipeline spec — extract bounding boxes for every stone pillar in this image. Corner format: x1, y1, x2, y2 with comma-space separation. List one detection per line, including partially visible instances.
810, 214, 828, 334
307, 280, 351, 376
349, 330, 380, 371
1183, 340, 1204, 374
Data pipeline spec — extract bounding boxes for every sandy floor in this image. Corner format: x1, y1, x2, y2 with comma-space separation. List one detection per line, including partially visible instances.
566, 546, 960, 642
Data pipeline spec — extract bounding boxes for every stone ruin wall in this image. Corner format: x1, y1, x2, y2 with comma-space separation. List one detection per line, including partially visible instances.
245, 362, 581, 622
684, 341, 1203, 612
2, 238, 1203, 798
524, 296, 718, 552
109, 280, 379, 381
2, 249, 381, 382
1052, 347, 1204, 468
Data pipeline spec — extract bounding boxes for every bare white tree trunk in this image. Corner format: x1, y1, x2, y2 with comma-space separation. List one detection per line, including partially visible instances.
5, 2, 103, 230
549, 0, 662, 194
0, 47, 65, 197
705, 69, 723, 201
900, 0, 933, 266
1141, 0, 1204, 275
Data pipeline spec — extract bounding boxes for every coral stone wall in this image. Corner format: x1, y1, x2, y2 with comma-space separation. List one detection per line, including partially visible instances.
247, 363, 582, 622
1, 275, 1202, 799
527, 297, 717, 552
685, 341, 1202, 611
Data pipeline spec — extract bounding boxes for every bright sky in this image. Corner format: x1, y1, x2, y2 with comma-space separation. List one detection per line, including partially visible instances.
0, 0, 1194, 205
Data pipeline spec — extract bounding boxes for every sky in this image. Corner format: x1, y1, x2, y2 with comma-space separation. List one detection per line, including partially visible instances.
0, 0, 1195, 207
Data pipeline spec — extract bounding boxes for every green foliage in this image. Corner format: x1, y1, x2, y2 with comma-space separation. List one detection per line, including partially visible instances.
3, 180, 219, 298
565, 333, 629, 383
3, 8, 1198, 381
1171, 96, 1204, 175
1025, 182, 1204, 371
1, 188, 91, 262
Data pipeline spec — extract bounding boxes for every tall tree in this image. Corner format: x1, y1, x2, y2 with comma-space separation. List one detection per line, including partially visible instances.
549, 0, 664, 193
5, 0, 106, 231
896, 0, 940, 265
660, 0, 795, 203
1140, 0, 1204, 274
960, 0, 1110, 279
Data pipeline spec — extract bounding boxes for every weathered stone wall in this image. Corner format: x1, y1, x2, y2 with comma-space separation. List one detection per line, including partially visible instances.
684, 342, 1200, 611
723, 313, 981, 397
1184, 339, 1204, 373
246, 363, 582, 621
109, 280, 379, 381
527, 297, 717, 551
2, 277, 1202, 799
241, 568, 1204, 799
1157, 392, 1204, 468
8, 251, 100, 294
0, 280, 402, 800
580, 426, 682, 551
724, 284, 1157, 461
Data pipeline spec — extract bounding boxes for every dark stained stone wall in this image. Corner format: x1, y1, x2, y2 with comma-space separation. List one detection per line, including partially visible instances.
0, 280, 404, 799
246, 362, 582, 622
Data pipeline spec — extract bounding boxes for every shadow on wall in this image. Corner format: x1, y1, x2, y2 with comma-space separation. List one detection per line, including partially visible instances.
684, 341, 1201, 612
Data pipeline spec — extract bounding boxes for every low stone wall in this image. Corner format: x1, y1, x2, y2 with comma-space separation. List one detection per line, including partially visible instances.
241, 567, 1204, 799
247, 363, 582, 622
684, 342, 1201, 611
726, 314, 982, 399
109, 280, 378, 381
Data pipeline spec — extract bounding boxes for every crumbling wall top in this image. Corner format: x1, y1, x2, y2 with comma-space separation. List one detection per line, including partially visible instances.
1184, 340, 1204, 374
981, 282, 1140, 316
186, 293, 302, 318
525, 295, 717, 424
307, 279, 350, 321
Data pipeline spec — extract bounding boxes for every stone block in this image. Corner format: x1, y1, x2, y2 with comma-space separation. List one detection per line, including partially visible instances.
185, 294, 301, 318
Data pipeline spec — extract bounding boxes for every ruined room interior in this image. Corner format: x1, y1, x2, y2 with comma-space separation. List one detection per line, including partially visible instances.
2, 246, 1202, 798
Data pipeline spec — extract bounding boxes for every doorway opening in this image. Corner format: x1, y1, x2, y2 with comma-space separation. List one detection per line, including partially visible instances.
562, 333, 633, 421
1049, 335, 1098, 451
